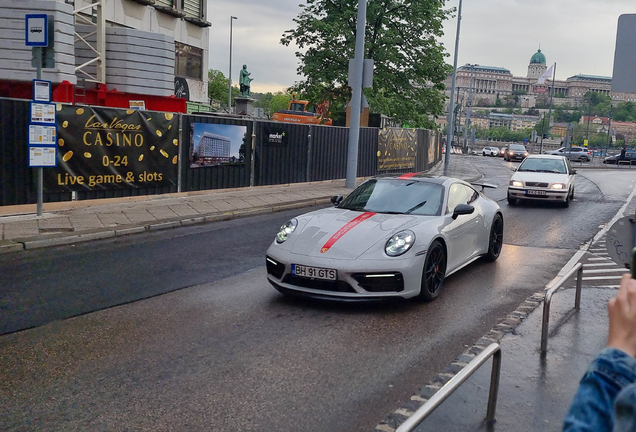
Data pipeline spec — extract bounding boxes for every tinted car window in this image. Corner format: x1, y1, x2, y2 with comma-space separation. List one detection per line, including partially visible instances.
509, 144, 526, 151
339, 179, 445, 216
446, 183, 470, 213
464, 185, 479, 204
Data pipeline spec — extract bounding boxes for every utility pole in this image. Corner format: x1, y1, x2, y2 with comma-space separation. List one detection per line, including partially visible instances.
344, 0, 367, 189
605, 105, 613, 157
228, 16, 237, 112
444, 0, 463, 173
585, 94, 592, 141
463, 64, 474, 152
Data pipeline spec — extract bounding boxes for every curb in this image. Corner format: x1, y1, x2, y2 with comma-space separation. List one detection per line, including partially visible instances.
3, 197, 331, 252
373, 291, 546, 432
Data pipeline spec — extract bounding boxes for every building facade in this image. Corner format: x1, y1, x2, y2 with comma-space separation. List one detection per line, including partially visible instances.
0, 0, 210, 110
445, 49, 636, 114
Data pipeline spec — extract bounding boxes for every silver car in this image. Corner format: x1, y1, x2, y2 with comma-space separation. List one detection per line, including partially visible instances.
266, 175, 503, 302
549, 146, 591, 162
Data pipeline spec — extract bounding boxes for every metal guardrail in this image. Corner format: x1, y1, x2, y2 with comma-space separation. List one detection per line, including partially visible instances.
541, 263, 584, 354
396, 343, 501, 432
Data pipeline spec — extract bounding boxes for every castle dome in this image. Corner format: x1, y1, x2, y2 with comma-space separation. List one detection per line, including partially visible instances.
530, 49, 546, 65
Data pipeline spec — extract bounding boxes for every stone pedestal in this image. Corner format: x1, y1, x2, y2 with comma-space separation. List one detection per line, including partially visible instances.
234, 96, 255, 117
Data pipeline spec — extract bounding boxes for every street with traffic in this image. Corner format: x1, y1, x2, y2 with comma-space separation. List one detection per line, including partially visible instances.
1, 156, 635, 431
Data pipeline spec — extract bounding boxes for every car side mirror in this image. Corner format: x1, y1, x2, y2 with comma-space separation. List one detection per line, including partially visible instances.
571, 170, 577, 175
452, 204, 474, 220
331, 195, 343, 206
510, 167, 517, 172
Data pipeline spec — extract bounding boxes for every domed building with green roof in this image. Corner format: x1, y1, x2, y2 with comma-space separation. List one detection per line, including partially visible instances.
527, 49, 547, 79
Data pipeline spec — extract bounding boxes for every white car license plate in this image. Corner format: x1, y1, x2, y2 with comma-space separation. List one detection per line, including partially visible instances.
292, 264, 337, 280
527, 190, 546, 196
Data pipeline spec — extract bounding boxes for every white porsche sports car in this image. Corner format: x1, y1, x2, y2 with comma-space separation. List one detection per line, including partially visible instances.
266, 174, 504, 301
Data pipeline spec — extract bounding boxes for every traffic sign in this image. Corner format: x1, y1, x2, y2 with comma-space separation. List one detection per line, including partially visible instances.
28, 124, 56, 145
33, 79, 51, 102
29, 146, 57, 167
30, 102, 56, 124
25, 14, 48, 47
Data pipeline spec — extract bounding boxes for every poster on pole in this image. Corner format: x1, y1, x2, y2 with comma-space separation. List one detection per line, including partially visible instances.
44, 105, 179, 191
189, 123, 248, 168
377, 128, 417, 171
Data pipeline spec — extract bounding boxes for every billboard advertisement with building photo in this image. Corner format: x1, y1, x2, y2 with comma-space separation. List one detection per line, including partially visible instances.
190, 123, 247, 168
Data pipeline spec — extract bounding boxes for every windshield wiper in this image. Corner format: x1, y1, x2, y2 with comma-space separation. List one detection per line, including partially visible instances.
405, 200, 427, 214
518, 168, 535, 172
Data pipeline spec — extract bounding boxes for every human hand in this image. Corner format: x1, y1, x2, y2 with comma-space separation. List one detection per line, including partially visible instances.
607, 273, 636, 358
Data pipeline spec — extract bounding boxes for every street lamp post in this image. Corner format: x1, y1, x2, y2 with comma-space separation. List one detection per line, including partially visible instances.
228, 16, 238, 112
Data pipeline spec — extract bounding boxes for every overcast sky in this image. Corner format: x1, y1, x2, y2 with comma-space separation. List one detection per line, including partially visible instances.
207, 0, 635, 94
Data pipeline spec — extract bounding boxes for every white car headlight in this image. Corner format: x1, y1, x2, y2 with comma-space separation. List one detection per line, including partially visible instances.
551, 183, 565, 189
276, 219, 298, 243
385, 230, 416, 257
524, 152, 528, 157
510, 180, 523, 187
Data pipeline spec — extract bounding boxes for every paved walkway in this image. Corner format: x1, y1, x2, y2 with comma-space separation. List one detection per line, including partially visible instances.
0, 158, 482, 253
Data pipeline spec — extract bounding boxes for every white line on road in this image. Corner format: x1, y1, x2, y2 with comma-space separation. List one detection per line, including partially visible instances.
583, 263, 622, 267
584, 268, 630, 274
588, 257, 613, 261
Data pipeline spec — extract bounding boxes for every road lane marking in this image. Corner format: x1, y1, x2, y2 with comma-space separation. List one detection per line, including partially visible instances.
583, 263, 622, 267
588, 257, 613, 261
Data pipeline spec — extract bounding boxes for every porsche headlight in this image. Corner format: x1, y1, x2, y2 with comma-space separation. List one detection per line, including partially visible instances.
551, 183, 565, 189
510, 180, 523, 187
385, 230, 416, 257
276, 219, 298, 243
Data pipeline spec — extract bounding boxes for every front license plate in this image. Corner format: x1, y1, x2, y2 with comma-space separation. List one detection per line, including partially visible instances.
292, 264, 337, 280
527, 190, 546, 196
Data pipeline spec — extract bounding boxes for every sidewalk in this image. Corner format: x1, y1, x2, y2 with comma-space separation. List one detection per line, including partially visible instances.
0, 158, 482, 253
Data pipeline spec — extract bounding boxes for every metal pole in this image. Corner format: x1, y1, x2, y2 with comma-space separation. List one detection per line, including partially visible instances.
585, 95, 592, 141
606, 106, 613, 157
486, 348, 502, 423
345, 0, 367, 189
306, 125, 313, 183
444, 0, 463, 173
575, 265, 583, 310
463, 65, 474, 152
544, 63, 556, 144
250, 119, 256, 187
36, 47, 43, 217
228, 16, 237, 112
96, 0, 105, 84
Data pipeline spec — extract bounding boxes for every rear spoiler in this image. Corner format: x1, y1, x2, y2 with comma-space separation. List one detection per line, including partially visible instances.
471, 182, 498, 192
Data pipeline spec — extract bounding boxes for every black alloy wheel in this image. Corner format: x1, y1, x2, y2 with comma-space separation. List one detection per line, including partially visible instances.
417, 240, 447, 301
485, 214, 504, 261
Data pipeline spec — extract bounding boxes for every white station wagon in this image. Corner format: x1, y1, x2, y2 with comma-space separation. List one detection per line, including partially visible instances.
507, 155, 576, 207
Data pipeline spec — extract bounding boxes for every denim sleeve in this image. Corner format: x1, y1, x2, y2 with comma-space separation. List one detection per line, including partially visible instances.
563, 348, 636, 432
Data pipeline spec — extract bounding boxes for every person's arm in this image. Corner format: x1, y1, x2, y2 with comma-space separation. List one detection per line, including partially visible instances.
563, 274, 636, 432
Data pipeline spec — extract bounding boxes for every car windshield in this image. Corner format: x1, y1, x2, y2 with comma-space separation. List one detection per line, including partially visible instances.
509, 144, 526, 151
338, 179, 445, 216
517, 158, 566, 173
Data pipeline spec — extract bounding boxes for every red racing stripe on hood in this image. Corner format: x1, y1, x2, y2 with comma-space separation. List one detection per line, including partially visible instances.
398, 173, 419, 179
320, 212, 376, 253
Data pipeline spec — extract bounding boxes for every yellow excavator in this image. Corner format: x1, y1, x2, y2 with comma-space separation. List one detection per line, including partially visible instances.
272, 100, 333, 125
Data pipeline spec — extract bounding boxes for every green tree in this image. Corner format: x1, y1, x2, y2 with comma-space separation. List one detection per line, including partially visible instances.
281, 0, 453, 128
208, 69, 239, 107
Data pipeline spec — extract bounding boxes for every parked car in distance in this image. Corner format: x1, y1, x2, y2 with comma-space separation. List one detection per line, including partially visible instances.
507, 155, 576, 207
603, 152, 636, 164
549, 146, 591, 162
499, 147, 507, 157
482, 146, 499, 157
503, 144, 529, 162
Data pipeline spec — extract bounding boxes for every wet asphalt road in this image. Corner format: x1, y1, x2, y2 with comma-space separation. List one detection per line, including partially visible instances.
1, 157, 634, 432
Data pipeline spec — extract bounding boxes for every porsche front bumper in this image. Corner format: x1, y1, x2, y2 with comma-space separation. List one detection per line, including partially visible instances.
265, 248, 425, 300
